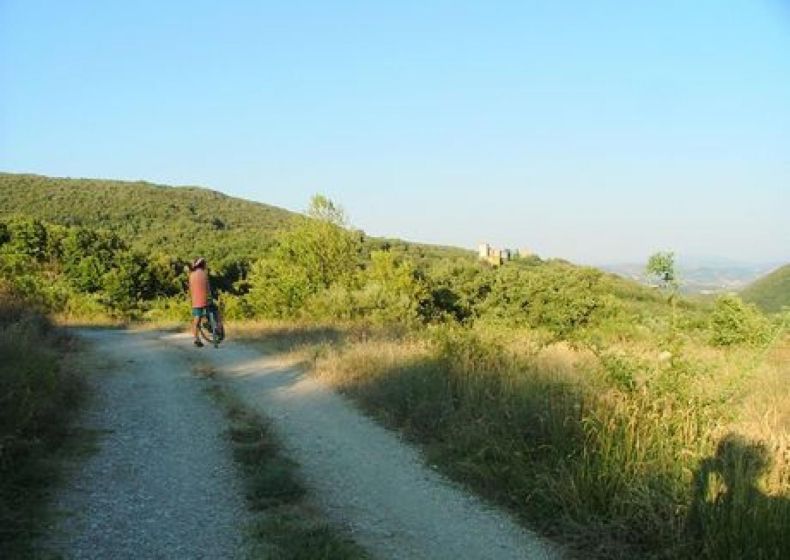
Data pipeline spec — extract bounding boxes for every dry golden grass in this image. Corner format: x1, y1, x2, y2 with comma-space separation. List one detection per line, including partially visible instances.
260, 323, 790, 558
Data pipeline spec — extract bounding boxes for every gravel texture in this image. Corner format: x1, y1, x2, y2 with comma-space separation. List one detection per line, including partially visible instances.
184, 332, 563, 560
44, 329, 249, 559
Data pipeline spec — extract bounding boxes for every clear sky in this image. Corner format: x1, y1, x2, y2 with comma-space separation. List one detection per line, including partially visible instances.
1, 1, 788, 264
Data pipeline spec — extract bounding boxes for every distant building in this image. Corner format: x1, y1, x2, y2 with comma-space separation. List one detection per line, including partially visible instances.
478, 242, 515, 266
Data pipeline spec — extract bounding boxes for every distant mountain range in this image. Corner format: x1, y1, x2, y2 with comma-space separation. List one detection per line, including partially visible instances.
599, 257, 786, 295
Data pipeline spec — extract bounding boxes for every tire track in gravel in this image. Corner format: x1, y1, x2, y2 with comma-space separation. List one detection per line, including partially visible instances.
44, 329, 250, 560
176, 331, 562, 560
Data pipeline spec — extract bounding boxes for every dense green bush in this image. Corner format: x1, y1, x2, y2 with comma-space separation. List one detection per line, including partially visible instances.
709, 295, 772, 346
479, 262, 615, 337
247, 196, 363, 319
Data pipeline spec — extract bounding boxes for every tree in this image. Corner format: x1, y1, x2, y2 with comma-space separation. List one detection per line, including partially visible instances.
247, 256, 313, 317
102, 252, 155, 312
7, 218, 48, 261
247, 195, 361, 317
307, 194, 347, 225
61, 227, 124, 292
646, 251, 680, 333
354, 250, 426, 325
646, 251, 677, 289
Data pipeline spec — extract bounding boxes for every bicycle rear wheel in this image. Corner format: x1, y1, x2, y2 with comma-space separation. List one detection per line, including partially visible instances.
207, 310, 220, 348
198, 313, 215, 345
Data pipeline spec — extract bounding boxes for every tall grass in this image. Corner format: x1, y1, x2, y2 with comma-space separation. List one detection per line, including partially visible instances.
308, 325, 789, 559
0, 285, 85, 557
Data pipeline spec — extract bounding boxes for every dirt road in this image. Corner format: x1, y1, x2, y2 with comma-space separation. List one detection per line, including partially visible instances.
44, 329, 249, 559
48, 329, 560, 559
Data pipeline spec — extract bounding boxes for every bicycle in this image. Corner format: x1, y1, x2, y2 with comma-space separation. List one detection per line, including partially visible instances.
197, 301, 225, 348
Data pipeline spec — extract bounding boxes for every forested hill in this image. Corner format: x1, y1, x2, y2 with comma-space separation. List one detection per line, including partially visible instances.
0, 172, 472, 265
741, 264, 790, 313
0, 172, 298, 262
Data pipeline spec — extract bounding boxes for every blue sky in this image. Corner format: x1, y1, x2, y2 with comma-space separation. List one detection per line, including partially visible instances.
1, 0, 788, 264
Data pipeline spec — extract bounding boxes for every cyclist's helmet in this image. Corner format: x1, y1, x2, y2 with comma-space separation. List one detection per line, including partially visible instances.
192, 257, 206, 269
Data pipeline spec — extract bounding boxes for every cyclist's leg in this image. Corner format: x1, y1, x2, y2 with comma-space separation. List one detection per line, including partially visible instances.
191, 307, 205, 347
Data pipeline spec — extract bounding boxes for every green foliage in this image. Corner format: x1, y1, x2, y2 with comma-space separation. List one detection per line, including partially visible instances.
247, 196, 362, 318
101, 252, 157, 312
0, 218, 189, 317
423, 258, 494, 322
741, 264, 790, 314
217, 293, 254, 321
480, 262, 615, 337
6, 218, 48, 261
0, 172, 297, 263
709, 294, 772, 346
248, 257, 313, 318
306, 194, 346, 225
61, 227, 124, 292
646, 251, 678, 289
352, 251, 426, 325
0, 284, 84, 556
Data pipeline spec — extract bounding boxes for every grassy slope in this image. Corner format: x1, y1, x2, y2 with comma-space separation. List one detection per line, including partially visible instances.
741, 264, 790, 313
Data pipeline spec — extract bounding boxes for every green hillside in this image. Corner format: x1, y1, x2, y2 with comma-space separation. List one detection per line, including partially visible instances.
741, 264, 790, 313
0, 172, 298, 262
0, 172, 471, 265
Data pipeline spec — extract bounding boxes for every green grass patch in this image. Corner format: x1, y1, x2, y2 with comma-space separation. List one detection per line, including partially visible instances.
205, 383, 368, 560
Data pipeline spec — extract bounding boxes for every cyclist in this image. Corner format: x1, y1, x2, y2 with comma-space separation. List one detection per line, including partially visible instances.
188, 257, 212, 347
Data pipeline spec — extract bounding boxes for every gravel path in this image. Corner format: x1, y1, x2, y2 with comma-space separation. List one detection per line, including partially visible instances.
44, 329, 249, 559
46, 329, 561, 559
181, 332, 562, 560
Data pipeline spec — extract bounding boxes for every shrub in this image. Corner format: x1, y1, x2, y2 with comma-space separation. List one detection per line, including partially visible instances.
709, 295, 772, 346
480, 263, 615, 338
221, 293, 255, 321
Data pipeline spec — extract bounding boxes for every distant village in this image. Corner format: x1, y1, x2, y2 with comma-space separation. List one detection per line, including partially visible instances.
478, 243, 533, 266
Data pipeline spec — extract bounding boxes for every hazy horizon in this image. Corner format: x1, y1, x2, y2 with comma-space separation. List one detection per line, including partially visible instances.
2, 1, 788, 264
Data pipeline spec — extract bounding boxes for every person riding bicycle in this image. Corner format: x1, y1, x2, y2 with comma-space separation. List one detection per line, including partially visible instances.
188, 257, 220, 347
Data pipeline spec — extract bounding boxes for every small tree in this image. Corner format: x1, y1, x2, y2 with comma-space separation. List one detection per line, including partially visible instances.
307, 194, 347, 225
646, 251, 679, 332
646, 251, 677, 290
247, 194, 361, 317
7, 218, 48, 261
355, 250, 426, 325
